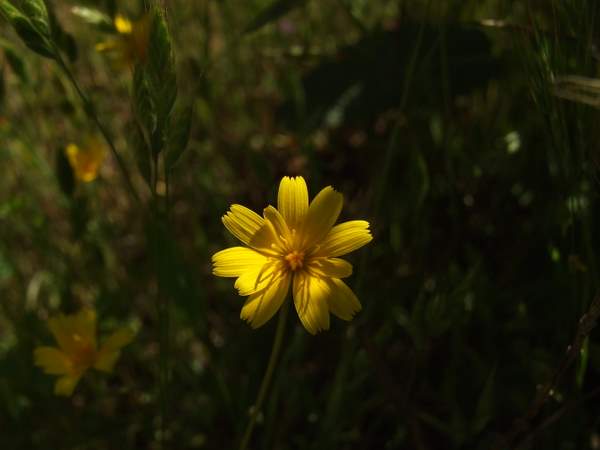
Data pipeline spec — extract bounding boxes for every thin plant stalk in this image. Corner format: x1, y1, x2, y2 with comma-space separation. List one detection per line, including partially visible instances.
152, 156, 171, 449
159, 164, 173, 449
239, 301, 289, 450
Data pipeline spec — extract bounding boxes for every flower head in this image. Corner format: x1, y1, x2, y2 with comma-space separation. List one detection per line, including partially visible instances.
34, 309, 134, 396
212, 176, 373, 334
65, 137, 106, 182
95, 14, 150, 67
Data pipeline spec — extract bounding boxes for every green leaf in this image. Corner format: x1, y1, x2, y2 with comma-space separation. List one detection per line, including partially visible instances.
70, 6, 113, 31
132, 65, 157, 135
165, 103, 193, 170
21, 0, 51, 37
11, 15, 54, 57
244, 0, 306, 34
0, 1, 24, 24
0, 1, 55, 59
132, 8, 177, 157
1, 43, 29, 82
147, 8, 176, 122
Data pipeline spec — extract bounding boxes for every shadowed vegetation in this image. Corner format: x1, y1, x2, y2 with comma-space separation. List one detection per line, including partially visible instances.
2, 0, 600, 449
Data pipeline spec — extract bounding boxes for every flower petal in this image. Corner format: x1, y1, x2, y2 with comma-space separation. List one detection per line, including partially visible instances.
308, 257, 353, 278
316, 220, 373, 257
65, 140, 105, 183
101, 328, 135, 351
47, 315, 74, 353
212, 247, 268, 277
34, 346, 72, 375
48, 309, 97, 354
263, 206, 291, 242
94, 350, 121, 373
72, 309, 97, 348
54, 375, 82, 396
325, 278, 362, 320
95, 40, 119, 52
277, 176, 309, 228
114, 14, 133, 34
302, 186, 343, 250
94, 328, 134, 373
222, 204, 265, 245
240, 273, 291, 328
235, 261, 283, 296
292, 272, 330, 334
247, 222, 281, 255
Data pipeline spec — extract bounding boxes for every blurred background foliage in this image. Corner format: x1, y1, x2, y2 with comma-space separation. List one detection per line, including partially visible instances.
2, 0, 600, 449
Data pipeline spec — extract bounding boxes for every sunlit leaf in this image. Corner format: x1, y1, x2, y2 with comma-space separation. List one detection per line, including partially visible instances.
70, 6, 113, 31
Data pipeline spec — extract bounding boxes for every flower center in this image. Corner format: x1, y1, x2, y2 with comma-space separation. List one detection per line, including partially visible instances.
284, 250, 305, 271
71, 336, 96, 370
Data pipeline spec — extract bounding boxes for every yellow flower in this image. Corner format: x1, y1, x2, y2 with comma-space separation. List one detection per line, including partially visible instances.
95, 14, 150, 66
65, 137, 106, 182
212, 176, 373, 334
34, 309, 134, 396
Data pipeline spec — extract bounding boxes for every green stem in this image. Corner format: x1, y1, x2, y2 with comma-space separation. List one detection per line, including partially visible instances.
159, 168, 172, 449
157, 238, 167, 450
54, 52, 141, 204
239, 302, 289, 450
154, 243, 164, 450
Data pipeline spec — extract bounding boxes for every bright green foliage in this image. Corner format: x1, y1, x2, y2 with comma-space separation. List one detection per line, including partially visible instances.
20, 0, 51, 38
0, 0, 54, 58
70, 6, 113, 31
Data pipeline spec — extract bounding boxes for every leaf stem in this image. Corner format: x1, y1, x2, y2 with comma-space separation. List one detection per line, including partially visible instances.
239, 302, 289, 450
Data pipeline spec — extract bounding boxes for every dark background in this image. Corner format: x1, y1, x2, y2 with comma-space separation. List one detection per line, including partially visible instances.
1, 0, 600, 449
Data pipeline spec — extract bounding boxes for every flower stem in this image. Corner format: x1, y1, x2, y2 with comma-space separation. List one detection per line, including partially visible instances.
239, 302, 289, 450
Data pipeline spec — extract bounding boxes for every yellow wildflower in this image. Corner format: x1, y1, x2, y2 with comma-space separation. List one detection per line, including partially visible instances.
34, 309, 134, 396
65, 137, 106, 182
95, 14, 150, 66
212, 176, 373, 334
